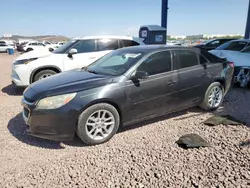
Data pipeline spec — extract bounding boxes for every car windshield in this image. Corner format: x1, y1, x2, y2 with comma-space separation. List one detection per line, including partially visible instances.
85, 49, 146, 76
53, 40, 76, 54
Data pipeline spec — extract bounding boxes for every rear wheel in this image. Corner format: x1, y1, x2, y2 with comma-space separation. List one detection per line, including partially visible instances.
26, 48, 33, 52
33, 69, 57, 82
76, 103, 120, 145
199, 82, 224, 111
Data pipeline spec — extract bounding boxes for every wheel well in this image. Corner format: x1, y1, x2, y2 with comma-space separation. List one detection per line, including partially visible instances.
215, 79, 225, 89
31, 67, 61, 83
80, 100, 123, 124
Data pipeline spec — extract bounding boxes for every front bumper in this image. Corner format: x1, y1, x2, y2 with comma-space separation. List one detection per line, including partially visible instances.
21, 97, 79, 141
11, 64, 31, 87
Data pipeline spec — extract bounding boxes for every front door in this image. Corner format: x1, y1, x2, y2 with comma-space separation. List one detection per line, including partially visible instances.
125, 50, 178, 122
172, 49, 211, 109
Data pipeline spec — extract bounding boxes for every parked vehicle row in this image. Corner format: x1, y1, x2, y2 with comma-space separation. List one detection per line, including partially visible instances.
11, 35, 145, 87
208, 39, 250, 87
20, 44, 234, 145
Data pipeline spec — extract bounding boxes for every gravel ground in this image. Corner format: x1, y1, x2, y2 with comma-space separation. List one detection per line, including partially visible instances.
0, 53, 249, 188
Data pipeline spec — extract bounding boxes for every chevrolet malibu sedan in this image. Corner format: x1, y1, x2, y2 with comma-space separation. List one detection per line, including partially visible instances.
21, 45, 234, 145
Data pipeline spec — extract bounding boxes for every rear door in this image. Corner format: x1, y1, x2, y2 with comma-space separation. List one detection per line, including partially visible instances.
126, 50, 178, 121
172, 49, 211, 108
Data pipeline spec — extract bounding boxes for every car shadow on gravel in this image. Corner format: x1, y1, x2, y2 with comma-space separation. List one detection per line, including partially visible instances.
8, 113, 65, 149
2, 84, 25, 96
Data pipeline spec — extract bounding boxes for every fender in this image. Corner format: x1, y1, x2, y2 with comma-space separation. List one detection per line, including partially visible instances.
29, 65, 62, 84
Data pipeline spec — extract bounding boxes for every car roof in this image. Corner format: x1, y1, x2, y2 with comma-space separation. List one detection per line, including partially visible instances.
228, 39, 250, 42
76, 35, 135, 40
118, 45, 200, 53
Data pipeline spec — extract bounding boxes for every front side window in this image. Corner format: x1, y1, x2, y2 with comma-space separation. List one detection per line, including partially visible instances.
137, 51, 172, 76
209, 40, 220, 46
72, 40, 96, 53
29, 43, 37, 46
37, 43, 45, 46
97, 39, 119, 51
174, 50, 198, 69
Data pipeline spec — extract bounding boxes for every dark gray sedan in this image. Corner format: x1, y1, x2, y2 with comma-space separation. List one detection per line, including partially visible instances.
21, 45, 234, 145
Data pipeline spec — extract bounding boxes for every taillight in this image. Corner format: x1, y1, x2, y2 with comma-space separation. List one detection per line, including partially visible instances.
228, 62, 234, 68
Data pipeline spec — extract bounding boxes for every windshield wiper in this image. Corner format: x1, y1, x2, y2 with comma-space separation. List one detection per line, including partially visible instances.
83, 67, 98, 74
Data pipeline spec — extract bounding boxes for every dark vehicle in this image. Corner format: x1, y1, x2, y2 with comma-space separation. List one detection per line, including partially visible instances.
21, 45, 234, 145
214, 39, 250, 51
194, 38, 237, 51
16, 42, 27, 52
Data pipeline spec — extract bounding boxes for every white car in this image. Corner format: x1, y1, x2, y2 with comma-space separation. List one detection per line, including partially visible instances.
11, 35, 145, 87
0, 42, 14, 52
22, 41, 50, 52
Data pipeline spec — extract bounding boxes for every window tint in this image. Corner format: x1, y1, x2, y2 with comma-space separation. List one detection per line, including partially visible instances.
226, 41, 248, 51
121, 40, 140, 47
72, 40, 96, 53
174, 50, 198, 69
209, 40, 220, 45
30, 43, 37, 45
37, 43, 45, 46
137, 51, 172, 76
97, 39, 119, 51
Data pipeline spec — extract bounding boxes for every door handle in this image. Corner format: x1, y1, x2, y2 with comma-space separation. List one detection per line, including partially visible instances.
167, 81, 176, 86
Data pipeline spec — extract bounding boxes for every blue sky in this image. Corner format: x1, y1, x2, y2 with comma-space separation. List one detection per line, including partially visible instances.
1, 0, 249, 37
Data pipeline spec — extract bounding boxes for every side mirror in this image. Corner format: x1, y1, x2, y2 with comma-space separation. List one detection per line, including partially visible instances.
131, 71, 149, 80
68, 48, 78, 57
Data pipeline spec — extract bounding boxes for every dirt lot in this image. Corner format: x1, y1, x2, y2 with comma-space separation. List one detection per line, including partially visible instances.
0, 53, 249, 188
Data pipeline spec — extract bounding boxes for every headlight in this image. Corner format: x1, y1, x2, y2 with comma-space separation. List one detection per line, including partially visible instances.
36, 93, 77, 110
14, 58, 38, 65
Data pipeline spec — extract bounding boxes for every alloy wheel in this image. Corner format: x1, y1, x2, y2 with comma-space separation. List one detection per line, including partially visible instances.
85, 110, 115, 141
208, 86, 223, 108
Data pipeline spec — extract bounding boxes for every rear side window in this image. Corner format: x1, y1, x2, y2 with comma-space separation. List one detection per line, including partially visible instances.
137, 51, 172, 76
174, 50, 198, 69
121, 40, 140, 47
97, 39, 119, 51
73, 40, 96, 53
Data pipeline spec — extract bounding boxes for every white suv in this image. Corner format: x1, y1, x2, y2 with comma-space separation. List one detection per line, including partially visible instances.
22, 41, 48, 52
11, 35, 145, 87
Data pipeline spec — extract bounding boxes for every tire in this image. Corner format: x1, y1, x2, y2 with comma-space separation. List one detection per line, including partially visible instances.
76, 103, 120, 145
26, 48, 33, 52
199, 82, 224, 111
33, 69, 57, 82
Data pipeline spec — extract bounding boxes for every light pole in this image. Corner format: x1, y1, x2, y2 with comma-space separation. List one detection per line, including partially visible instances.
245, 0, 250, 39
161, 0, 169, 35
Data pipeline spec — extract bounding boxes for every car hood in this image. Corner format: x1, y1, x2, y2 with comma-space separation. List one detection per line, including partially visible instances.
24, 69, 114, 101
15, 49, 52, 61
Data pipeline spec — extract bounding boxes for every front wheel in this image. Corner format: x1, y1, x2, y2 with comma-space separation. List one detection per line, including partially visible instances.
33, 69, 57, 82
76, 103, 120, 145
199, 82, 224, 111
